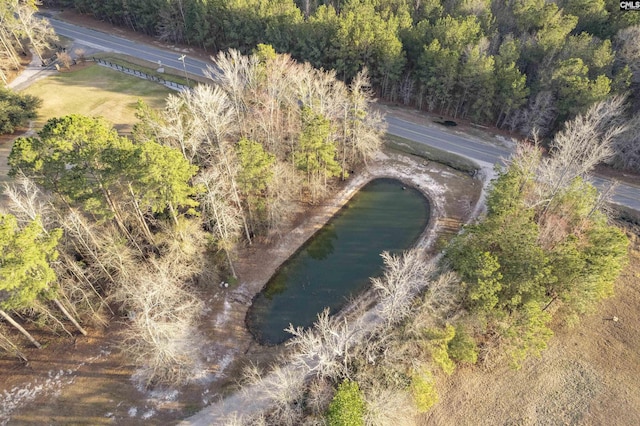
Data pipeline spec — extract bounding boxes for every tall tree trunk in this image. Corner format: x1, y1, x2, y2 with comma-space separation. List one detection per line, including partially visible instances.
168, 201, 180, 227
127, 183, 155, 244
96, 180, 144, 254
0, 309, 41, 349
53, 299, 87, 336
0, 332, 28, 362
214, 140, 252, 244
0, 29, 21, 69
38, 302, 73, 337
60, 252, 113, 317
206, 184, 238, 279
341, 104, 348, 180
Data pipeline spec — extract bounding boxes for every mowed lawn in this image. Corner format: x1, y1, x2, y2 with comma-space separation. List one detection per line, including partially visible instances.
23, 63, 172, 132
0, 64, 171, 188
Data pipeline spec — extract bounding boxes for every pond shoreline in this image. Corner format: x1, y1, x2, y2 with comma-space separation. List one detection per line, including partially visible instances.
181, 149, 485, 423
0, 149, 483, 424
193, 149, 483, 404
246, 177, 432, 345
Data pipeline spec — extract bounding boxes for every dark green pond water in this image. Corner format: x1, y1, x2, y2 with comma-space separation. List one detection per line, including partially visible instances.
246, 178, 430, 345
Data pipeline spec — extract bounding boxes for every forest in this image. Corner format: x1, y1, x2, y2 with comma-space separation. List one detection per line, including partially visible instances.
41, 1, 640, 137
2, 45, 383, 384
0, 0, 636, 423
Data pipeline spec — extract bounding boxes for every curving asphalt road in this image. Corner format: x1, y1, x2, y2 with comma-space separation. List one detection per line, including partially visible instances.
385, 116, 640, 210
47, 17, 214, 78
46, 16, 640, 212
385, 116, 511, 166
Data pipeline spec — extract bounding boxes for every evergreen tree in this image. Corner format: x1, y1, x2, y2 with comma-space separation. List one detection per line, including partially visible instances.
236, 138, 276, 227
296, 106, 342, 197
0, 87, 41, 135
0, 214, 62, 348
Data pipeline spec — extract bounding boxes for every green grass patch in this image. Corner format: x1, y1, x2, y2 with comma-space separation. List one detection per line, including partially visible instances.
91, 52, 207, 87
384, 133, 479, 175
22, 63, 171, 132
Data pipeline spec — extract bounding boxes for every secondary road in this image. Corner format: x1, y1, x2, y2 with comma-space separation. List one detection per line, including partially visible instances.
385, 116, 511, 166
47, 17, 214, 79
386, 116, 640, 209
46, 16, 640, 211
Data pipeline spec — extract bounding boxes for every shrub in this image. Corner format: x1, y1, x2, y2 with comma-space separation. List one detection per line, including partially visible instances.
326, 380, 365, 426
410, 370, 439, 413
425, 324, 456, 375
447, 324, 479, 364
0, 87, 41, 134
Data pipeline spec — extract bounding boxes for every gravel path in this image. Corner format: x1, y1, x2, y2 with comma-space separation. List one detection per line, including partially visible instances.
7, 50, 56, 91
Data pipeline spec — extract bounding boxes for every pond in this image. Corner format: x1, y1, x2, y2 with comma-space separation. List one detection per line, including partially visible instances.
245, 178, 430, 345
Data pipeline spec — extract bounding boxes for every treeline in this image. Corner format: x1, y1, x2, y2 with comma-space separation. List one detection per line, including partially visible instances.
1, 48, 382, 385
214, 98, 630, 426
1, 0, 56, 84
46, 0, 639, 132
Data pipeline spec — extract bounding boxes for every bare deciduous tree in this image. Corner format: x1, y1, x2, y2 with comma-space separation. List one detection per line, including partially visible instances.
208, 49, 259, 135
0, 326, 28, 362
616, 25, 640, 82
240, 363, 306, 425
340, 69, 385, 173
610, 113, 640, 172
3, 175, 54, 228
13, 1, 56, 62
363, 384, 418, 426
73, 48, 85, 62
305, 377, 334, 417
264, 162, 300, 236
372, 250, 435, 326
286, 308, 358, 381
411, 270, 462, 330
195, 168, 243, 278
508, 90, 556, 138
113, 259, 204, 387
57, 51, 72, 69
540, 95, 627, 204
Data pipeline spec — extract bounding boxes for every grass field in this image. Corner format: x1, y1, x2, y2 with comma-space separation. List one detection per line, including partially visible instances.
0, 63, 172, 188
22, 63, 172, 132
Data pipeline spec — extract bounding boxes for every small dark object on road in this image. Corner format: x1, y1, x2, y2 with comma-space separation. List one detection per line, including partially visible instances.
435, 119, 457, 127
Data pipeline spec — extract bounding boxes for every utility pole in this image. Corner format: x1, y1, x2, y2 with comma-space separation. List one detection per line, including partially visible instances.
179, 54, 190, 88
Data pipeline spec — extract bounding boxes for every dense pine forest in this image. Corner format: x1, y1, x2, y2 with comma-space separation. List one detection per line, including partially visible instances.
44, 1, 639, 132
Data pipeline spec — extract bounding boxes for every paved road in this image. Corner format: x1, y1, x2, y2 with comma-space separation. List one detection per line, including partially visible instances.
386, 116, 511, 166
46, 16, 640, 212
590, 175, 640, 210
385, 116, 640, 210
47, 17, 213, 79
